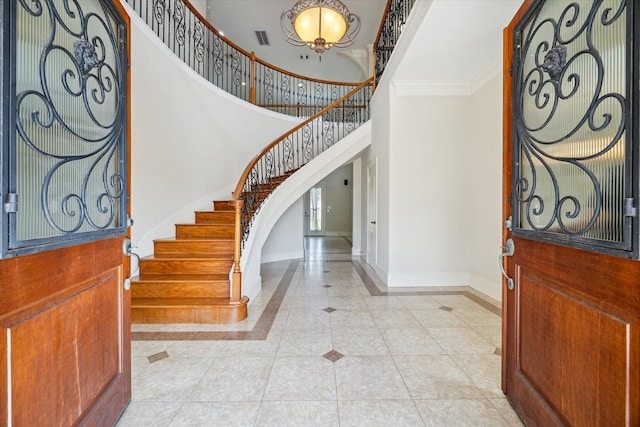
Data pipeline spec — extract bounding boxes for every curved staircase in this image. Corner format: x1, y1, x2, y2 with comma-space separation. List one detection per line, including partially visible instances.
131, 201, 248, 323
126, 0, 376, 324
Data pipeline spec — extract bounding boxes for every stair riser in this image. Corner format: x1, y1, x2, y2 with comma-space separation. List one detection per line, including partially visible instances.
139, 259, 232, 275
154, 240, 234, 256
132, 282, 230, 298
213, 200, 234, 211
175, 224, 235, 238
131, 304, 247, 324
195, 211, 235, 224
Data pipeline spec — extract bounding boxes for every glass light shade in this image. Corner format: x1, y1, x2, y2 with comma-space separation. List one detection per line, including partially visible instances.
293, 6, 347, 45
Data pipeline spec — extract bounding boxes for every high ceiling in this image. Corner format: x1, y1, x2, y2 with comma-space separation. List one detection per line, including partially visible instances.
200, 0, 523, 87
202, 0, 387, 82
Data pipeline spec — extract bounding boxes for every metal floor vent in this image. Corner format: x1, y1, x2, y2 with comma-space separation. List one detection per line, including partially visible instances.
255, 30, 269, 46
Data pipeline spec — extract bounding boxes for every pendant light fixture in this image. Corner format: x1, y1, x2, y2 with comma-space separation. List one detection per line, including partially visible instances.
281, 0, 361, 60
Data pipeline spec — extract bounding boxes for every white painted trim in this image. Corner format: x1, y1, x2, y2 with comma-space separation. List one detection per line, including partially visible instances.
391, 55, 502, 97
323, 231, 353, 237
261, 250, 304, 264
393, 80, 474, 97
387, 272, 470, 287
468, 273, 502, 302
469, 55, 502, 94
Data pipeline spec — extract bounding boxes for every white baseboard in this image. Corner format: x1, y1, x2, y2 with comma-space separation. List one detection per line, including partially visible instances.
261, 250, 304, 264
468, 274, 501, 302
386, 272, 469, 288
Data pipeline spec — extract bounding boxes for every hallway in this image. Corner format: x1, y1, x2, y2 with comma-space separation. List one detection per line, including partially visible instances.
118, 237, 523, 426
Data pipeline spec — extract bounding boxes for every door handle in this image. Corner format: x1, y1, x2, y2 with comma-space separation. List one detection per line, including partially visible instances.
371, 221, 376, 224
122, 237, 141, 291
499, 238, 515, 290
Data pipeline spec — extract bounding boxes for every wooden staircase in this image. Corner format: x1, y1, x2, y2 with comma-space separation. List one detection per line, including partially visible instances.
130, 201, 249, 323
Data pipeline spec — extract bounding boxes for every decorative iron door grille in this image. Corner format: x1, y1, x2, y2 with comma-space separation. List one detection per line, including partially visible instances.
512, 0, 638, 258
1, 0, 128, 258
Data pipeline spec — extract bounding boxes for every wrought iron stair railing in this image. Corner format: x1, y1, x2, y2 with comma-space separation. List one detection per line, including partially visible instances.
227, 77, 373, 300
125, 0, 363, 117
374, 0, 417, 89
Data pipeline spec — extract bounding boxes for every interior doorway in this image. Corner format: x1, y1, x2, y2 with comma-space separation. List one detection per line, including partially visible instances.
304, 184, 325, 236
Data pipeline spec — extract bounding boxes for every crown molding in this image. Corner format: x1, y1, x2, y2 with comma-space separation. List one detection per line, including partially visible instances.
393, 54, 503, 97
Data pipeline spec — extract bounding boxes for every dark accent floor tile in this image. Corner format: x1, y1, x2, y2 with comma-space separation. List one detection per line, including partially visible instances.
148, 351, 169, 363
439, 306, 454, 312
323, 350, 344, 362
494, 348, 502, 356
323, 307, 337, 313
323, 285, 332, 288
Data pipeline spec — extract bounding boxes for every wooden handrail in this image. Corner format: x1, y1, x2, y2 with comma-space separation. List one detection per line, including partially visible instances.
231, 77, 373, 200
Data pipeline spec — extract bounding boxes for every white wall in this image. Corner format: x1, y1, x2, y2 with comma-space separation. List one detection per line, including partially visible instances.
261, 198, 304, 263
387, 93, 470, 286
365, 77, 504, 300
466, 74, 504, 299
124, 3, 301, 256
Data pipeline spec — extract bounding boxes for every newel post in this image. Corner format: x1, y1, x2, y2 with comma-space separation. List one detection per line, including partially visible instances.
230, 199, 243, 302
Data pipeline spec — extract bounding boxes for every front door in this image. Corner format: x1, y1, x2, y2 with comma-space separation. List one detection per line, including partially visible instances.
503, 1, 640, 425
0, 0, 131, 424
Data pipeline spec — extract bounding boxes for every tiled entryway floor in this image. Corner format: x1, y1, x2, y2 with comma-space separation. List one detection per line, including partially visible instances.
117, 237, 524, 426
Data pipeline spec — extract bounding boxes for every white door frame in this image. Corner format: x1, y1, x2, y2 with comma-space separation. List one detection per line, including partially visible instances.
367, 159, 378, 266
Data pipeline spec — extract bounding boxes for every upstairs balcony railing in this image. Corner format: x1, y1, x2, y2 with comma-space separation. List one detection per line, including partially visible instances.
125, 0, 363, 117
374, 0, 417, 89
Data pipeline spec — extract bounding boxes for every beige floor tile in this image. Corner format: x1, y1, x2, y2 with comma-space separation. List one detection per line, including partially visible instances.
394, 355, 484, 399
168, 401, 259, 427
284, 308, 331, 331
254, 401, 339, 426
371, 309, 423, 329
277, 329, 333, 356
338, 400, 424, 427
414, 398, 509, 427
132, 357, 215, 401
452, 304, 502, 327
327, 296, 368, 309
489, 398, 526, 426
116, 401, 183, 426
331, 327, 389, 356
188, 356, 273, 401
473, 325, 503, 348
380, 327, 445, 355
263, 357, 337, 401
126, 238, 517, 425
427, 327, 496, 354
329, 309, 377, 329
411, 308, 468, 328
335, 356, 410, 400
451, 354, 504, 398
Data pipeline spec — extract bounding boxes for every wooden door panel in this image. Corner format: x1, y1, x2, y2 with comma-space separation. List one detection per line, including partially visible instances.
512, 255, 639, 426
0, 238, 130, 425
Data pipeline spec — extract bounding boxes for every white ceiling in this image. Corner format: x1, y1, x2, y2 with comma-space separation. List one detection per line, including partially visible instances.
394, 0, 523, 88
203, 0, 387, 81
201, 0, 523, 86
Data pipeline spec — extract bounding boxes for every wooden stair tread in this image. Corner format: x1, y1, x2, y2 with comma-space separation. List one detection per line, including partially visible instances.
154, 237, 234, 243
141, 255, 233, 261
134, 273, 229, 282
132, 297, 240, 307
